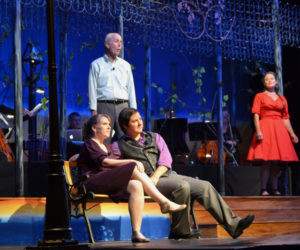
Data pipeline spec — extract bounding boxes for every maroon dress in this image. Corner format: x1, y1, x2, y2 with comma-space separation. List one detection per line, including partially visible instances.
77, 139, 135, 203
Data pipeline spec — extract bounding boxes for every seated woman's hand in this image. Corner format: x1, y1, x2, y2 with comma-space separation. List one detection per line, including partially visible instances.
134, 161, 145, 173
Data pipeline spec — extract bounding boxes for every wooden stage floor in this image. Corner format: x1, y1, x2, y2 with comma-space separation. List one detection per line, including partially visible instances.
1, 234, 300, 250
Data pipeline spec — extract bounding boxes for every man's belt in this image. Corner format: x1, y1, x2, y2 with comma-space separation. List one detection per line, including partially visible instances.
98, 99, 128, 104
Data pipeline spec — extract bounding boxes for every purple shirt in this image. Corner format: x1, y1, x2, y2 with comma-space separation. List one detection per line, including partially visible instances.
111, 132, 172, 169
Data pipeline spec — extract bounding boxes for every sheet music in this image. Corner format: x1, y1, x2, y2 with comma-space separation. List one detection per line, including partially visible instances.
0, 113, 9, 126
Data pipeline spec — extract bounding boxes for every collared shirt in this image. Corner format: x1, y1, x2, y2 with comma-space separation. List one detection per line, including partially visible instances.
88, 54, 137, 111
111, 132, 173, 169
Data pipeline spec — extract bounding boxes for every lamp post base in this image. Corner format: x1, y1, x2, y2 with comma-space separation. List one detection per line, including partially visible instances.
25, 241, 90, 250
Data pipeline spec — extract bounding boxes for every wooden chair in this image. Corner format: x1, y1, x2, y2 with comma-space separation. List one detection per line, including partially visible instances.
63, 155, 199, 243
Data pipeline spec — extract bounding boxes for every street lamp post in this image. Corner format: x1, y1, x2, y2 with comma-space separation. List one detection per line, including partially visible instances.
22, 42, 44, 162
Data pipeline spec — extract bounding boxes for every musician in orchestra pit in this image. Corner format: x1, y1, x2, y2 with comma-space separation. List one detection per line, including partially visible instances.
222, 109, 241, 166
0, 104, 34, 122
88, 33, 137, 142
0, 104, 32, 162
67, 112, 81, 129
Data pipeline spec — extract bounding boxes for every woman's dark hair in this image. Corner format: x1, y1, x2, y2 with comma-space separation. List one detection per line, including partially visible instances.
262, 71, 286, 107
82, 114, 111, 140
118, 107, 139, 132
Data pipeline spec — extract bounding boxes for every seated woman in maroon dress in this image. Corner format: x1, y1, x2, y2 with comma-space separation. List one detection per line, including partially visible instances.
247, 71, 299, 196
78, 114, 186, 243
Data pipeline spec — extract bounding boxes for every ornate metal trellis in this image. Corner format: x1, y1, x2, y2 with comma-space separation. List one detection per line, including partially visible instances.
0, 0, 299, 64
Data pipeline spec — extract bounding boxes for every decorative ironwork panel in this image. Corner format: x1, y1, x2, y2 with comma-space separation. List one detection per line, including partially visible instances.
0, 0, 299, 63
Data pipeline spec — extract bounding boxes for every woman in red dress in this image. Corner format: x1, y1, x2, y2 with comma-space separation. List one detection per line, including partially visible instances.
247, 72, 299, 196
78, 114, 186, 242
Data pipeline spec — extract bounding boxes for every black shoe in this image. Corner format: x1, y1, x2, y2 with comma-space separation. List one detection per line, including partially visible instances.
230, 214, 255, 239
270, 189, 281, 196
168, 230, 202, 240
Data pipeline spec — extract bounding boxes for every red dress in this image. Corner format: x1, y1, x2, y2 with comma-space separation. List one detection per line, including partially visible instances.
247, 92, 298, 162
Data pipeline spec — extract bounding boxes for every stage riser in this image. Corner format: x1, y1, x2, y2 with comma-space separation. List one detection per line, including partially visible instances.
195, 209, 300, 224
1, 197, 300, 245
194, 196, 300, 238
0, 198, 169, 245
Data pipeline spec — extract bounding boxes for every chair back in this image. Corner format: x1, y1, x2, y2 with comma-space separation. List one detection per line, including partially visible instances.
64, 154, 80, 195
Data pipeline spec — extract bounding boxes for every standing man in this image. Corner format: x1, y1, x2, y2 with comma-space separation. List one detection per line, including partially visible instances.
112, 107, 255, 240
88, 33, 137, 141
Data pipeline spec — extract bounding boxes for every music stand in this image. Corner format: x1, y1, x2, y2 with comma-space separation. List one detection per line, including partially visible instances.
188, 122, 217, 141
153, 118, 189, 157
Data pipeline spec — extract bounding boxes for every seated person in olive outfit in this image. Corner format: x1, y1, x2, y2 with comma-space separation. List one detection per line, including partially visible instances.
77, 114, 186, 243
112, 108, 255, 240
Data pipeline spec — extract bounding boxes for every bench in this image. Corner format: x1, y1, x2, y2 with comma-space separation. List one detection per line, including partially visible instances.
63, 156, 198, 243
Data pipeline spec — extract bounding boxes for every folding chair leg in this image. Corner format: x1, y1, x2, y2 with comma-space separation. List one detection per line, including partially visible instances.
190, 199, 199, 230
82, 202, 95, 244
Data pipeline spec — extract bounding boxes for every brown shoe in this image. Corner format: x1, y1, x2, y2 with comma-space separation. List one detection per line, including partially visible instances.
230, 214, 255, 239
168, 230, 202, 240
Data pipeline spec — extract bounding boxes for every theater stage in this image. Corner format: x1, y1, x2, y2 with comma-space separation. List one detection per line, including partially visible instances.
1, 234, 300, 249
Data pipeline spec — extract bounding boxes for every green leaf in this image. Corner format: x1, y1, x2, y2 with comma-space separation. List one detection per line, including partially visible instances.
42, 75, 48, 81
4, 74, 9, 81
200, 66, 206, 73
171, 98, 176, 104
189, 113, 194, 117
205, 112, 211, 119
203, 97, 206, 103
223, 94, 229, 101
130, 64, 135, 70
151, 83, 158, 88
213, 66, 218, 71
222, 102, 227, 107
37, 52, 43, 59
196, 87, 201, 93
68, 61, 72, 71
41, 97, 48, 105
69, 52, 74, 60
157, 87, 163, 94
171, 85, 177, 91
77, 94, 83, 105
